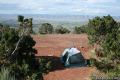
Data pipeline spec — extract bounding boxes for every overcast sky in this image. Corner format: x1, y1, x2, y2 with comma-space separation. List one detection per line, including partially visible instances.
0, 0, 120, 16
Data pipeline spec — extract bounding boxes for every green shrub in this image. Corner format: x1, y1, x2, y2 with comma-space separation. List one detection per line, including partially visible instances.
38, 58, 52, 74
74, 25, 88, 34
0, 67, 15, 80
55, 26, 70, 34
39, 23, 54, 34
87, 15, 120, 77
0, 25, 52, 80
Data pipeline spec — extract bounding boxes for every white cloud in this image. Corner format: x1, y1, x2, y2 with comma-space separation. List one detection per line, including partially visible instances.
0, 0, 120, 15
86, 0, 117, 3
0, 0, 20, 4
74, 7, 108, 15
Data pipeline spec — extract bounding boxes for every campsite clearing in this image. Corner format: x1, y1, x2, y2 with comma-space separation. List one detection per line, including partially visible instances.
33, 34, 97, 80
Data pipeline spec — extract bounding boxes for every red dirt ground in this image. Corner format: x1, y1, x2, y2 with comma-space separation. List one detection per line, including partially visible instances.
32, 34, 96, 80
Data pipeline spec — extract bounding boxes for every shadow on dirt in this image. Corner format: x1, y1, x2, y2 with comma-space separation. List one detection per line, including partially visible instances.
36, 55, 91, 73
37, 56, 65, 71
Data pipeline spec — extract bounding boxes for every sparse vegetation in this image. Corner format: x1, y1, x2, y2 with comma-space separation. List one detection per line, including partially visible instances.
74, 25, 88, 34
18, 15, 33, 33
55, 25, 70, 34
0, 14, 120, 80
0, 67, 15, 80
0, 21, 52, 80
87, 15, 120, 77
39, 23, 54, 34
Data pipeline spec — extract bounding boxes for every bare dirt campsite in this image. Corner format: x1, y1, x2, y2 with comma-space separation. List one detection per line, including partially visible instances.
33, 34, 97, 80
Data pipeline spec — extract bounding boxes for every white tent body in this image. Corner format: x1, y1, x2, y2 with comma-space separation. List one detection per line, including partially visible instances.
61, 48, 85, 67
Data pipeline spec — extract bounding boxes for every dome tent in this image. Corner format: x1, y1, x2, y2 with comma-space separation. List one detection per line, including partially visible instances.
61, 47, 86, 67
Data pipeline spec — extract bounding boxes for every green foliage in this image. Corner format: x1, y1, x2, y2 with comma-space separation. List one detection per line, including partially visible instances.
74, 25, 88, 34
18, 15, 24, 22
18, 15, 33, 33
0, 26, 19, 62
55, 25, 70, 34
87, 15, 120, 77
0, 26, 37, 79
38, 58, 52, 74
0, 67, 15, 80
0, 24, 53, 80
87, 15, 117, 44
39, 23, 54, 34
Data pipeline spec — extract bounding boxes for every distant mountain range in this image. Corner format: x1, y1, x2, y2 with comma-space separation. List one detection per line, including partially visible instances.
0, 14, 120, 28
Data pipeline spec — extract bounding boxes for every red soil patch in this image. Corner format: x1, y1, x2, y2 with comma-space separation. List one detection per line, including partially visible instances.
32, 34, 96, 80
